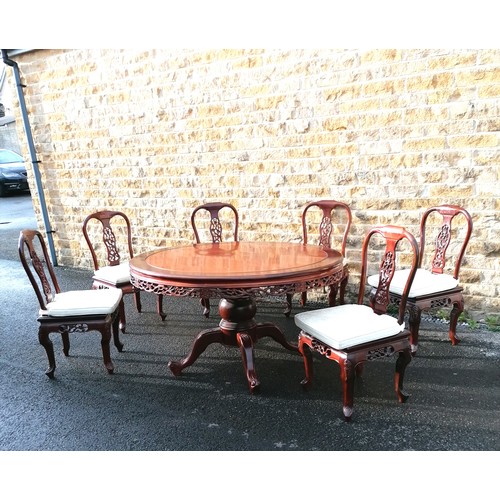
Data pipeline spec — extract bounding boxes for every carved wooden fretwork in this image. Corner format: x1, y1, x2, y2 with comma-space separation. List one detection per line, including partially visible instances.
58, 324, 90, 334
103, 226, 120, 264
209, 217, 223, 243
309, 336, 396, 362
130, 269, 344, 299
432, 222, 451, 271
29, 248, 54, 303
367, 345, 395, 360
389, 295, 402, 307
374, 251, 394, 307
390, 293, 456, 312
430, 297, 453, 309
319, 216, 333, 248
310, 337, 333, 358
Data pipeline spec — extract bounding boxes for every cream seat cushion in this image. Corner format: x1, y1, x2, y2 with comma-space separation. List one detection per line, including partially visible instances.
93, 262, 131, 285
40, 288, 123, 317
295, 304, 404, 350
367, 268, 458, 298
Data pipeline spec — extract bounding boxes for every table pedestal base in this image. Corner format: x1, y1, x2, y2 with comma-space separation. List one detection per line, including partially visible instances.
168, 297, 299, 393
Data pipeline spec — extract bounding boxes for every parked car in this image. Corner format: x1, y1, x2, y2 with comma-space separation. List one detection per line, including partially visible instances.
0, 149, 30, 196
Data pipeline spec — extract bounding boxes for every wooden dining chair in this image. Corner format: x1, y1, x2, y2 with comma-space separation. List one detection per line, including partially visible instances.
294, 225, 419, 421
19, 229, 124, 378
191, 202, 239, 318
367, 205, 473, 354
285, 200, 352, 317
82, 210, 166, 333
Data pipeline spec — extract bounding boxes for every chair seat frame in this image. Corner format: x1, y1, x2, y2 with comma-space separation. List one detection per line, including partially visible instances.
38, 310, 123, 378
388, 286, 464, 352
299, 330, 412, 420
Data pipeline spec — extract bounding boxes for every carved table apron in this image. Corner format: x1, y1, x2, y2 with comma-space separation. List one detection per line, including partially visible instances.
130, 241, 344, 393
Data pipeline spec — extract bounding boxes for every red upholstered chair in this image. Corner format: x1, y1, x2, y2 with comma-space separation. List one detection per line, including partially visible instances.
82, 210, 165, 333
368, 205, 473, 354
285, 200, 352, 316
19, 229, 124, 378
295, 225, 419, 421
191, 202, 239, 318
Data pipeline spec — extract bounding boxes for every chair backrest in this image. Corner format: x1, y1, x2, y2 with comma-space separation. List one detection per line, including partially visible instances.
191, 202, 239, 243
359, 225, 419, 324
82, 210, 134, 270
301, 200, 352, 256
419, 205, 473, 279
18, 229, 60, 311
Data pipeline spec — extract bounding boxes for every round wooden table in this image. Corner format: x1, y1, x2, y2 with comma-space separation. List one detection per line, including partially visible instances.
130, 241, 344, 393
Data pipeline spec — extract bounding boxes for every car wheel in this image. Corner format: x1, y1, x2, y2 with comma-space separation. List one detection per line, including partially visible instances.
0, 184, 7, 197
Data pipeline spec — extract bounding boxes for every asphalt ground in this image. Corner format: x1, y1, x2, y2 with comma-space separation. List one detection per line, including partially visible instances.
0, 192, 498, 497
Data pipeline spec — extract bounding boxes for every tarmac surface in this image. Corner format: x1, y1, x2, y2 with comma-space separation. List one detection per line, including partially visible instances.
0, 192, 498, 494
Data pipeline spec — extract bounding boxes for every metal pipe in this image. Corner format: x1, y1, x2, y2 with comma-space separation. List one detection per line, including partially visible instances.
1, 49, 57, 265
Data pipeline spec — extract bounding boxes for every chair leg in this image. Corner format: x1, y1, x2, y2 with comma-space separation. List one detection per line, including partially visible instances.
449, 298, 464, 346
298, 335, 314, 389
300, 291, 307, 307
157, 294, 166, 321
133, 289, 142, 313
100, 327, 114, 374
118, 298, 126, 334
39, 330, 56, 379
395, 348, 412, 403
112, 313, 124, 353
61, 331, 70, 356
408, 305, 422, 355
339, 358, 356, 421
328, 285, 338, 306
284, 293, 293, 317
200, 298, 210, 318
339, 275, 348, 305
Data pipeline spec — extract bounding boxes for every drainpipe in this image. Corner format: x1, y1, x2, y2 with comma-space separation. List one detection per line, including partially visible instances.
1, 49, 57, 265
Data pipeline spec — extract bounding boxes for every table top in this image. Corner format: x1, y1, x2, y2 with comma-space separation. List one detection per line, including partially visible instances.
129, 241, 344, 298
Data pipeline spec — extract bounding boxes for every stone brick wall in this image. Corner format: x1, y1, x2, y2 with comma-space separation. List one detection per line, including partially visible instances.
7, 49, 500, 318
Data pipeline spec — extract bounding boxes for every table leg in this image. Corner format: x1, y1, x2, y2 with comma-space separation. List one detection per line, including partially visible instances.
168, 296, 298, 393
236, 332, 259, 392
168, 327, 227, 376
254, 321, 299, 353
